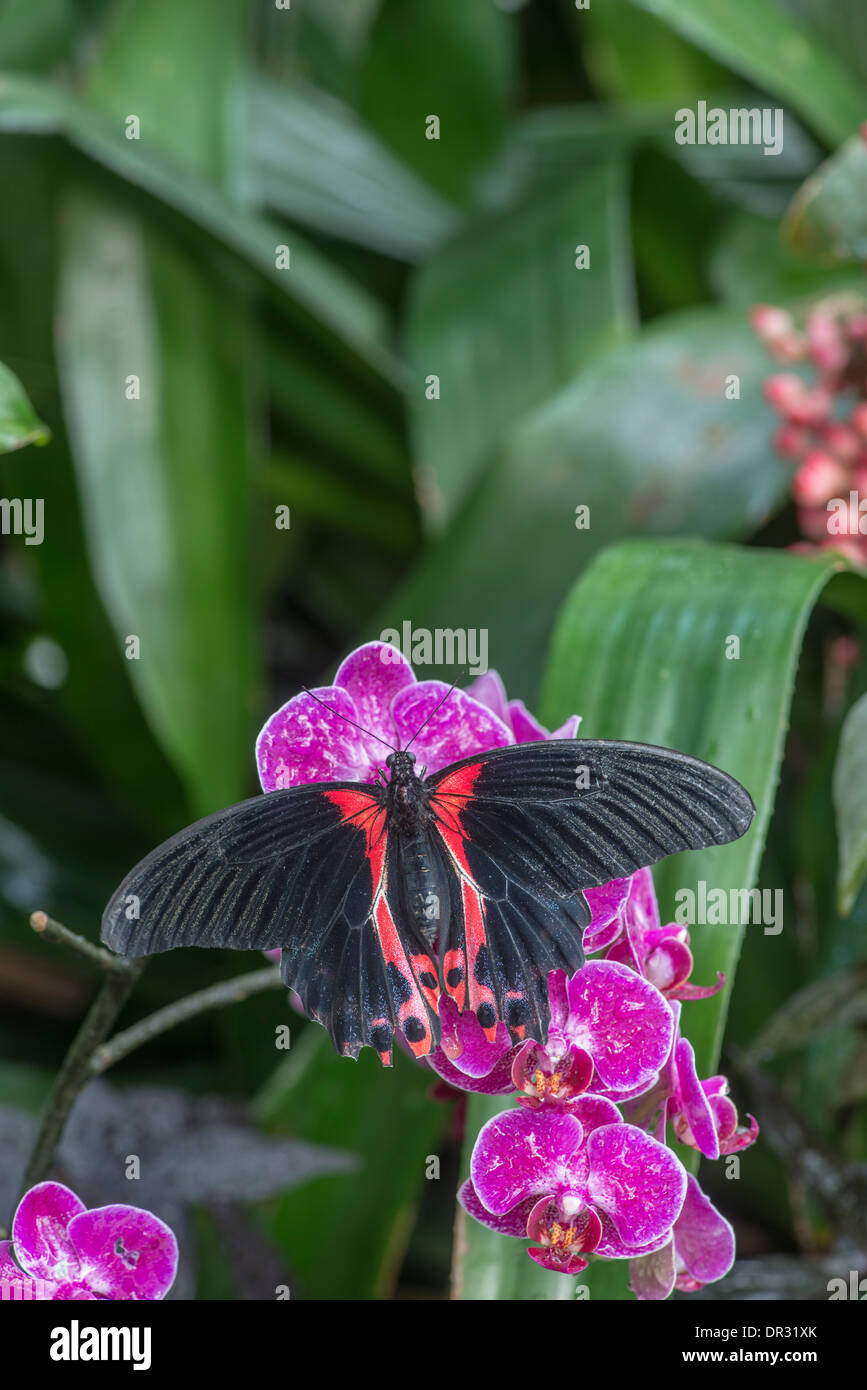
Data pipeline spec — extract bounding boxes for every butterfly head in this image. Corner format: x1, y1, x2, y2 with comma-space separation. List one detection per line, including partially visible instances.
385, 749, 417, 783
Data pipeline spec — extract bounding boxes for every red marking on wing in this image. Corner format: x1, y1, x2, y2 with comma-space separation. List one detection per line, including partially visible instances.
323, 787, 438, 1062
433, 806, 498, 1041
430, 761, 484, 802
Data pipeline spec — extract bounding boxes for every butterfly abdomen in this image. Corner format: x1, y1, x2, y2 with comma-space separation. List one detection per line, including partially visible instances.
393, 827, 451, 948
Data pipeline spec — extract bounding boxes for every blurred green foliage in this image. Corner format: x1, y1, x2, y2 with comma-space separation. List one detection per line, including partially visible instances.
1, 0, 866, 1300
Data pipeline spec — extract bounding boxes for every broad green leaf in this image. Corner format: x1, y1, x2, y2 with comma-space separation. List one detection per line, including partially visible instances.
383, 306, 791, 700
51, 0, 262, 816
456, 541, 861, 1299
833, 690, 867, 914
711, 209, 862, 303
255, 1028, 447, 1300
358, 0, 514, 202
0, 73, 399, 382
582, 0, 731, 102
407, 158, 636, 526
0, 142, 186, 828
785, 134, 867, 261
0, 0, 71, 72
257, 0, 381, 102
630, 0, 866, 146
501, 100, 819, 219
781, 0, 867, 86
0, 357, 49, 451
84, 0, 245, 187
541, 542, 851, 1077
55, 193, 260, 816
248, 77, 457, 261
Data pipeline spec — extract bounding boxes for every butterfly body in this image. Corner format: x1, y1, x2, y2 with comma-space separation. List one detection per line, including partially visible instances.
102, 738, 755, 1066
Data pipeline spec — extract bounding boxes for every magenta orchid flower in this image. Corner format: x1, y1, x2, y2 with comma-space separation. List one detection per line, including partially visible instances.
256, 641, 580, 790
461, 1102, 687, 1275
0, 1182, 178, 1301
512, 962, 674, 1107
425, 995, 518, 1094
671, 1070, 760, 1157
629, 1174, 736, 1299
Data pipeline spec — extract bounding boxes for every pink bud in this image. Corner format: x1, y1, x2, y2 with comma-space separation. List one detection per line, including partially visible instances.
764, 373, 802, 411
750, 305, 804, 360
850, 402, 867, 439
821, 422, 860, 463
807, 309, 847, 377
773, 424, 808, 460
793, 450, 848, 506
764, 374, 831, 425
798, 504, 834, 540
751, 304, 791, 338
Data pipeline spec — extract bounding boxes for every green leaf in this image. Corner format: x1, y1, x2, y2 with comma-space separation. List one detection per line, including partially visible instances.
833, 690, 867, 914
48, 0, 264, 817
247, 76, 457, 261
407, 158, 636, 526
358, 0, 514, 202
255, 1028, 447, 1300
0, 73, 399, 382
541, 542, 851, 1077
0, 0, 72, 73
502, 99, 819, 220
457, 540, 864, 1299
630, 0, 866, 146
0, 357, 50, 452
582, 0, 731, 102
84, 0, 245, 186
711, 208, 863, 303
0, 142, 187, 829
384, 306, 791, 700
55, 192, 260, 816
785, 133, 867, 261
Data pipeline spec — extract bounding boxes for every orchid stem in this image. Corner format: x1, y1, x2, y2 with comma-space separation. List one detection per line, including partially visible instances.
89, 965, 284, 1076
15, 911, 285, 1218
17, 941, 144, 1205
29, 909, 129, 973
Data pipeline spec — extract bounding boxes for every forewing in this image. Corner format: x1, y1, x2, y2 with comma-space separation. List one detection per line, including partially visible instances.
427, 738, 755, 895
101, 784, 440, 1065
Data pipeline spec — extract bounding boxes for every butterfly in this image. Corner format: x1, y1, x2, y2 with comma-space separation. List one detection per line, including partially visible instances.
101, 703, 755, 1066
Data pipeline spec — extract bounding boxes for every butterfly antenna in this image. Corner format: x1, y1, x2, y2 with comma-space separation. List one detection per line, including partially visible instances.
404, 671, 466, 754
301, 686, 397, 754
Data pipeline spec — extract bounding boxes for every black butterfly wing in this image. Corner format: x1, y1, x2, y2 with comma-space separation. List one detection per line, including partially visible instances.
424, 738, 754, 1044
426, 738, 755, 893
100, 783, 440, 1065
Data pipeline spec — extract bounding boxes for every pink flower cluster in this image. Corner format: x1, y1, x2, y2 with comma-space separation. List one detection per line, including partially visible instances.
752, 298, 867, 563
441, 870, 757, 1299
256, 641, 757, 1298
